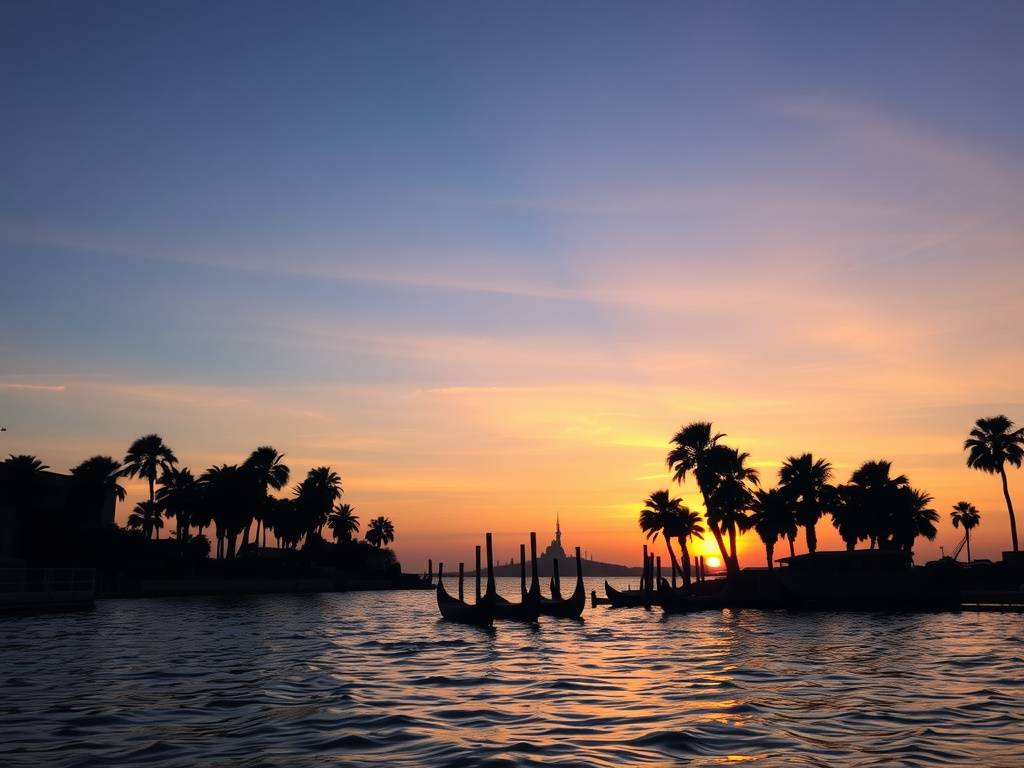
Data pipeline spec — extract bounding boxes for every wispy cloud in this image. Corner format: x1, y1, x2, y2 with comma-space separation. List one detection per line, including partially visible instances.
0, 382, 66, 392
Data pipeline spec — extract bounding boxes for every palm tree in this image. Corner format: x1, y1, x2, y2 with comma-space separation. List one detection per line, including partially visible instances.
365, 516, 395, 548
327, 502, 360, 543
69, 456, 125, 527
745, 488, 797, 568
127, 500, 162, 537
950, 501, 981, 563
121, 434, 177, 538
241, 446, 290, 550
639, 490, 686, 583
842, 460, 910, 549
778, 453, 834, 554
704, 447, 759, 574
156, 466, 200, 543
294, 466, 342, 544
200, 464, 260, 558
674, 506, 705, 588
666, 422, 733, 573
891, 487, 938, 553
964, 415, 1024, 552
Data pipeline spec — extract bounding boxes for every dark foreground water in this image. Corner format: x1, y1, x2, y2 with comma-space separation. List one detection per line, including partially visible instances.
2, 577, 1023, 767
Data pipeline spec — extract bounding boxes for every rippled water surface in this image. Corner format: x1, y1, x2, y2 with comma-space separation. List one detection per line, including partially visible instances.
2, 577, 1023, 767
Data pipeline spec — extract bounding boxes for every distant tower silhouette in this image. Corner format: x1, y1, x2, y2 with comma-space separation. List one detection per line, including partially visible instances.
556, 513, 562, 548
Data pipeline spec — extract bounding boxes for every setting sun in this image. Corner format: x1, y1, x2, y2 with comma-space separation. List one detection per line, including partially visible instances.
705, 556, 723, 570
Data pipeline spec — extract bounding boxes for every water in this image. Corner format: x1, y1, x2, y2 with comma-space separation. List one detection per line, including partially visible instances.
2, 577, 1022, 767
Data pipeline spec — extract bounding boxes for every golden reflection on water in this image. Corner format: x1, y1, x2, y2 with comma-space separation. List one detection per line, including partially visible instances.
0, 579, 1022, 767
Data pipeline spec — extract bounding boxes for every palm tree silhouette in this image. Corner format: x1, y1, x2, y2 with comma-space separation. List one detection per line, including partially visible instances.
639, 490, 685, 583
69, 456, 125, 526
121, 435, 177, 539
843, 460, 909, 549
242, 446, 290, 550
964, 415, 1024, 552
705, 447, 759, 574
327, 503, 360, 543
156, 466, 200, 543
365, 516, 395, 548
2, 454, 49, 519
950, 501, 981, 563
200, 464, 260, 558
294, 466, 342, 545
746, 488, 796, 568
128, 500, 163, 538
667, 422, 734, 574
892, 487, 938, 552
778, 453, 834, 554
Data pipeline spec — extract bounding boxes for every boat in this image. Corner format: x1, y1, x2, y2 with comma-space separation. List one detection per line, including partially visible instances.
493, 541, 541, 622
603, 580, 651, 608
436, 534, 496, 626
539, 543, 585, 618
657, 577, 725, 613
603, 546, 654, 608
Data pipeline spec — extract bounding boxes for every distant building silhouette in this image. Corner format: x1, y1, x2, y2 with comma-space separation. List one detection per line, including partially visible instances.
486, 517, 643, 577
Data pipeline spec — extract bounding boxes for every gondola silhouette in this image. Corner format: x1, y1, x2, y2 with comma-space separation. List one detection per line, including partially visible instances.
494, 541, 541, 622
436, 534, 496, 626
538, 534, 585, 619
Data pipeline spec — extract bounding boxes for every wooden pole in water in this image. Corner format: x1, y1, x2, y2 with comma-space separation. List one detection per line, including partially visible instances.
485, 532, 495, 599
699, 555, 705, 582
552, 557, 561, 599
656, 555, 662, 586
530, 532, 539, 597
520, 543, 527, 599
671, 554, 677, 589
642, 544, 649, 591
428, 559, 433, 584
475, 545, 482, 602
458, 562, 464, 602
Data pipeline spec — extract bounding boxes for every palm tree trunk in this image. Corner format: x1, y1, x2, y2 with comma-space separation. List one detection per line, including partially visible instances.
966, 530, 972, 563
706, 522, 730, 573
726, 524, 739, 575
765, 541, 774, 569
679, 540, 691, 588
788, 535, 796, 558
662, 537, 681, 584
1000, 467, 1020, 552
805, 522, 817, 554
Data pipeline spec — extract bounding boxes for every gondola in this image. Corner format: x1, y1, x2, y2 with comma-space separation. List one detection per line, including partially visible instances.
603, 580, 652, 608
436, 534, 496, 626
539, 544, 585, 618
493, 542, 541, 622
603, 547, 654, 608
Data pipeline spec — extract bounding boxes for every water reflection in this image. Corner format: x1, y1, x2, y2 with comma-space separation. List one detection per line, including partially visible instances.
1, 577, 1022, 767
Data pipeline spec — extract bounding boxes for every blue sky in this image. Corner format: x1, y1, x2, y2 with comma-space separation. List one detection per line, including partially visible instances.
2, 1, 1023, 565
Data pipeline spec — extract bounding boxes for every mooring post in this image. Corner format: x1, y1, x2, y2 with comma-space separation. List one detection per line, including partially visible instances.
458, 562, 464, 602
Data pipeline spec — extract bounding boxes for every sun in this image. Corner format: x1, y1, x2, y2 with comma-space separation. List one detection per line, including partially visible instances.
705, 556, 722, 569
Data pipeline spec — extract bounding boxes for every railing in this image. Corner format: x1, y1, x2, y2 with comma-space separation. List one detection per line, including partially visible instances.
0, 568, 96, 606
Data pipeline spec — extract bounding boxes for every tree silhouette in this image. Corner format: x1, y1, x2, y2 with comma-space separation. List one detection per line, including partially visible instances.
69, 455, 125, 527
327, 502, 360, 543
745, 488, 797, 568
639, 490, 685, 583
365, 516, 395, 548
950, 501, 981, 563
778, 453, 834, 554
121, 435, 177, 538
294, 467, 342, 545
964, 415, 1024, 552
156, 466, 200, 543
241, 446, 290, 550
128, 500, 162, 538
667, 422, 734, 574
200, 464, 260, 558
704, 447, 759, 574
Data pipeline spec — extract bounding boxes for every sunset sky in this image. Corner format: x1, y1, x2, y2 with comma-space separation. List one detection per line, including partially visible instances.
2, 1, 1023, 569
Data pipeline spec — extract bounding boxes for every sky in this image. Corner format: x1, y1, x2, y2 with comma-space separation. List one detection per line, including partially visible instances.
2, 1, 1023, 569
